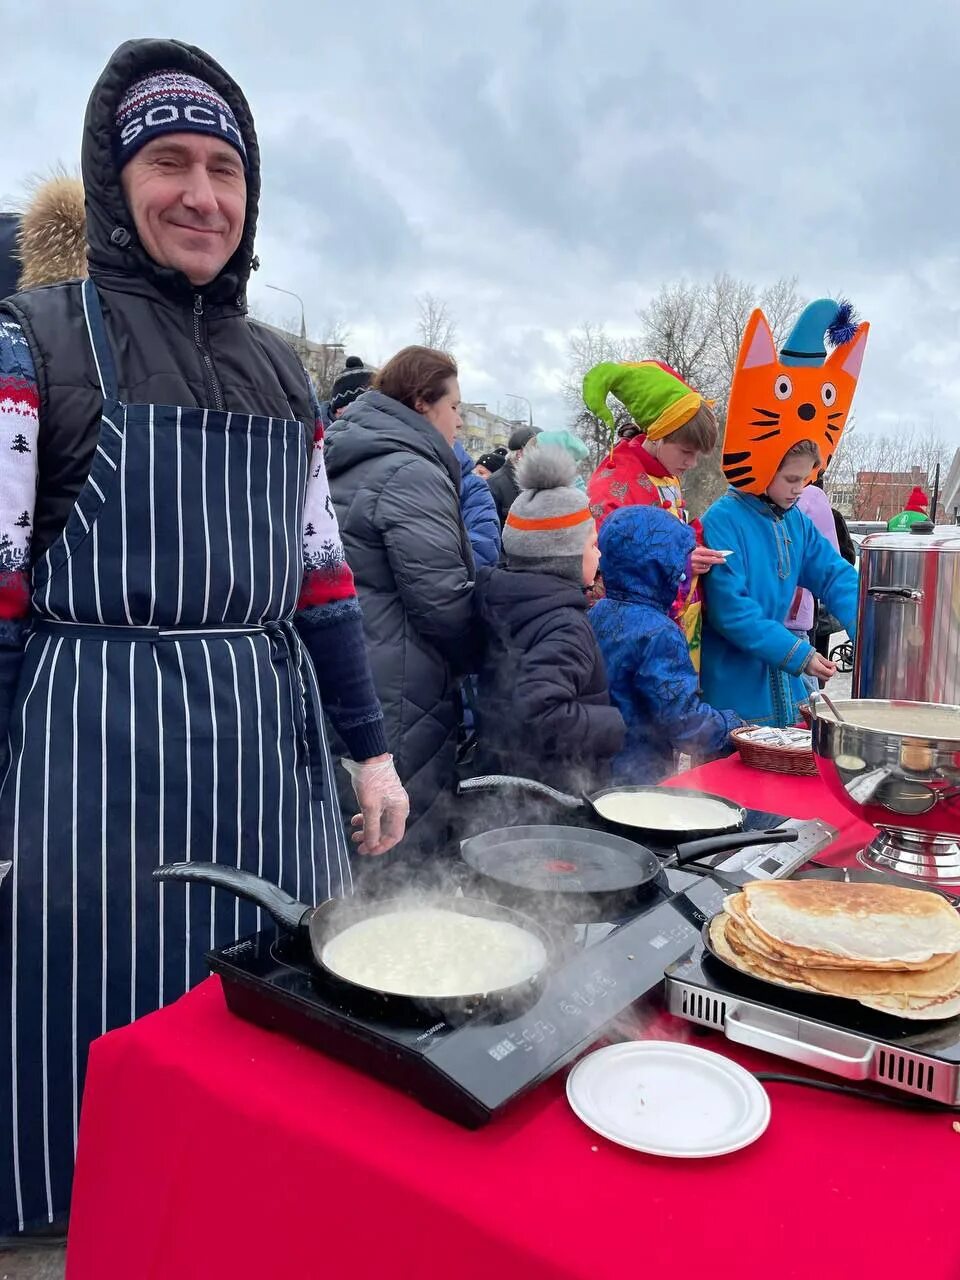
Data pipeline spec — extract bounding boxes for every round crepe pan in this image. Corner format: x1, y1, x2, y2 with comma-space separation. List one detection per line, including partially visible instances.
460, 824, 797, 917
457, 775, 746, 843
153, 861, 552, 1022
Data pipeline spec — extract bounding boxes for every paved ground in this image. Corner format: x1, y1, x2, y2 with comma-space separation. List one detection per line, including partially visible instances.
0, 1247, 65, 1280
825, 630, 853, 700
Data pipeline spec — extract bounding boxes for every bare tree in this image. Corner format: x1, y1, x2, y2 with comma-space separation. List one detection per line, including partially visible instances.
562, 275, 806, 508
247, 300, 350, 401
636, 274, 805, 517
825, 425, 950, 520
561, 321, 644, 466
416, 293, 458, 352
637, 280, 717, 395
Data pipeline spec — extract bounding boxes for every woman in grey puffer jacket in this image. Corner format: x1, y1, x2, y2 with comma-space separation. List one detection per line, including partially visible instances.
325, 346, 477, 853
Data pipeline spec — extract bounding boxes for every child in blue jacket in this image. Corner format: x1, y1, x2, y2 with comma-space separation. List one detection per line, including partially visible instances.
590, 504, 742, 782
700, 440, 858, 726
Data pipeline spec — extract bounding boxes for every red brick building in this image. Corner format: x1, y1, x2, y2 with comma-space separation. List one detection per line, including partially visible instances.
853, 465, 935, 522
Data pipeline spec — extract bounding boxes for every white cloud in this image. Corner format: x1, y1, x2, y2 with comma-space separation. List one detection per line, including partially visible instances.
4, 0, 960, 446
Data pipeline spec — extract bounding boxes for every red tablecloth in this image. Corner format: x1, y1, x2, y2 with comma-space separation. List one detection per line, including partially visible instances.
67, 759, 959, 1280
667, 752, 875, 863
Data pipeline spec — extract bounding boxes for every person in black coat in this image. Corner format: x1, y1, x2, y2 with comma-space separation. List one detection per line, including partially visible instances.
486, 424, 540, 527
475, 446, 625, 789
325, 346, 477, 851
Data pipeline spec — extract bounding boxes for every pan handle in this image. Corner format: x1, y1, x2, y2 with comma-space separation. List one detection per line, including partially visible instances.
674, 828, 799, 865
153, 862, 312, 935
456, 774, 583, 809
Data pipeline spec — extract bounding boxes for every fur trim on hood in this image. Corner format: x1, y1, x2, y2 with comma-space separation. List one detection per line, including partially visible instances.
17, 172, 87, 289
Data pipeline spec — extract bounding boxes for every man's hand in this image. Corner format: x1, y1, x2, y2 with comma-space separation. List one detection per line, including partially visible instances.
804, 653, 837, 681
341, 754, 410, 856
691, 546, 728, 575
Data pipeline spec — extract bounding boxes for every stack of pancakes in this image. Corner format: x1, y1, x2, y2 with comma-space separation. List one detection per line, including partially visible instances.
709, 880, 960, 1020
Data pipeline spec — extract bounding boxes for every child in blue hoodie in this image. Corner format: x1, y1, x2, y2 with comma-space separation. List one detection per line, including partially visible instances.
700, 440, 859, 726
590, 505, 742, 782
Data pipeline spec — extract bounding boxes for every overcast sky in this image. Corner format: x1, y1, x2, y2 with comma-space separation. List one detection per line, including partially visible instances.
6, 0, 960, 443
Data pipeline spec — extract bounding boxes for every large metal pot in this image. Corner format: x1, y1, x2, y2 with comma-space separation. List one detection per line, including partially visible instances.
854, 524, 960, 704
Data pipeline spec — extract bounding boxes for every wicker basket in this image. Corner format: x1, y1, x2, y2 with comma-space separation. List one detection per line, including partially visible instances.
732, 727, 817, 777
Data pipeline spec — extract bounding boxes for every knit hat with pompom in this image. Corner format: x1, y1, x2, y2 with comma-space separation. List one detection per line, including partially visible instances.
503, 445, 593, 581
329, 356, 375, 416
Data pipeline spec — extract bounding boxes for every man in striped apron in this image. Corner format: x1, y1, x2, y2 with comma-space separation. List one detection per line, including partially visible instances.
0, 39, 409, 1236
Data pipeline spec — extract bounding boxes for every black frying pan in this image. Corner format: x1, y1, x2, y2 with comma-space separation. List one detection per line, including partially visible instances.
458, 775, 746, 842
152, 862, 552, 1022
460, 823, 797, 917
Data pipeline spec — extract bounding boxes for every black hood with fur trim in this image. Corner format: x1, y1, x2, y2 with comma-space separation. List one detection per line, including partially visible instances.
83, 38, 260, 308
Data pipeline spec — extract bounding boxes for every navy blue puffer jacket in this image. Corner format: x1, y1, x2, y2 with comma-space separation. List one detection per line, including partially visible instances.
590, 505, 742, 782
454, 441, 501, 568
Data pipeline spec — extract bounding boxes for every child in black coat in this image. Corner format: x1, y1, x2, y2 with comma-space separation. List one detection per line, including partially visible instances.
474, 446, 625, 788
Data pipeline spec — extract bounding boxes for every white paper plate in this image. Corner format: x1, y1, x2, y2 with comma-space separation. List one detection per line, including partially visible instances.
566, 1041, 770, 1158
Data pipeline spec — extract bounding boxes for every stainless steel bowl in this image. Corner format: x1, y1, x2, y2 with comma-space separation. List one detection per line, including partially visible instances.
809, 694, 960, 883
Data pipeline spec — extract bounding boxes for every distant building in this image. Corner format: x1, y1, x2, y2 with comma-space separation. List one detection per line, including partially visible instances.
826, 482, 856, 518
943, 448, 960, 523
257, 321, 345, 398
460, 403, 518, 456
852, 465, 938, 522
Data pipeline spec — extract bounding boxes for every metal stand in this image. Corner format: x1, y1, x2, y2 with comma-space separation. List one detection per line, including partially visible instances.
860, 828, 960, 884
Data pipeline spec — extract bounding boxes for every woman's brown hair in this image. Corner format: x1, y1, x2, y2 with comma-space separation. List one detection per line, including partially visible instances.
373, 346, 458, 413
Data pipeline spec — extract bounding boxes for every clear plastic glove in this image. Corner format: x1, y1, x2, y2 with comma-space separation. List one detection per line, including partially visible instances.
340, 754, 410, 856
690, 546, 728, 575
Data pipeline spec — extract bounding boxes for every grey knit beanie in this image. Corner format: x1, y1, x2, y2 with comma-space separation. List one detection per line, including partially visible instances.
503, 445, 593, 581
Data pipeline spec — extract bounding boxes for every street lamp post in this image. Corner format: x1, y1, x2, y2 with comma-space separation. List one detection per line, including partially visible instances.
265, 283, 307, 340
506, 392, 533, 428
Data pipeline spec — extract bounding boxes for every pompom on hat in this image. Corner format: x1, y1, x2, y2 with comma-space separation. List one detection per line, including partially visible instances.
503, 446, 594, 582
780, 299, 859, 368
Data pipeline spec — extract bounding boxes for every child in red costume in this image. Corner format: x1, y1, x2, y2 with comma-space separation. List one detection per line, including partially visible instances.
584, 360, 724, 670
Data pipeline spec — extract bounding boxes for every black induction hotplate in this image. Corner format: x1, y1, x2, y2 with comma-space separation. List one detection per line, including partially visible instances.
207, 869, 726, 1128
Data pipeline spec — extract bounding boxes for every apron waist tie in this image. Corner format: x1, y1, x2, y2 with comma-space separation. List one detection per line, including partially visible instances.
31, 618, 295, 645
31, 617, 316, 754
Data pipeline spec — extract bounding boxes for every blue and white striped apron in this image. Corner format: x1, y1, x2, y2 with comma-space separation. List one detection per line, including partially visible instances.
0, 280, 351, 1232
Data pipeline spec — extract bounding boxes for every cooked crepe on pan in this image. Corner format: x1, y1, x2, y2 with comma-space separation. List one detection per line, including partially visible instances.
709, 878, 960, 1023
723, 893, 955, 972
723, 916, 960, 998
741, 880, 960, 962
858, 992, 960, 1020
709, 914, 819, 993
724, 880, 960, 968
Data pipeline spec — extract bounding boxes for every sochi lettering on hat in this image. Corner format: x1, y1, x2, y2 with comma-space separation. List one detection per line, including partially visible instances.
114, 70, 247, 169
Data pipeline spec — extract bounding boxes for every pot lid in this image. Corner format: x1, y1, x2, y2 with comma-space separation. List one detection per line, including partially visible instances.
861, 525, 960, 553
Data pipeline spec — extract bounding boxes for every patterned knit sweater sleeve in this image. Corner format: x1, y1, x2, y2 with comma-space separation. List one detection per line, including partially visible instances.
294, 381, 387, 761
0, 318, 38, 767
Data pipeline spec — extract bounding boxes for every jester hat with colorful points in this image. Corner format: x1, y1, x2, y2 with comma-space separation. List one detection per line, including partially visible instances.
583, 360, 708, 443
722, 298, 869, 496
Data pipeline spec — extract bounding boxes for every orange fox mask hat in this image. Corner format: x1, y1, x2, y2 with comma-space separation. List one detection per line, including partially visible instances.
722, 299, 869, 496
